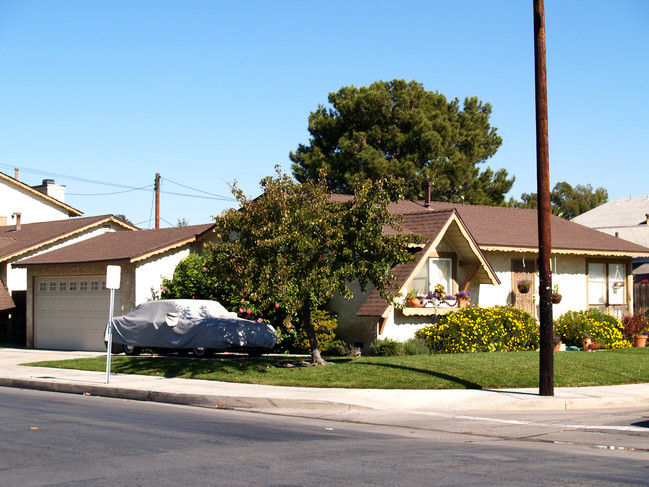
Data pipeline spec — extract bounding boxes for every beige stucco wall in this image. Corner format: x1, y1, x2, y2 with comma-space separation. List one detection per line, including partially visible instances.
134, 248, 192, 305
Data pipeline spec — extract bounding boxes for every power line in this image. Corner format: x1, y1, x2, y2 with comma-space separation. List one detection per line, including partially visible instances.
0, 163, 146, 190
162, 177, 235, 201
67, 185, 153, 196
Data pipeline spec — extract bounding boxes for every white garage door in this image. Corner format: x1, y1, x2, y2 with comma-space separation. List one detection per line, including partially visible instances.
34, 276, 122, 351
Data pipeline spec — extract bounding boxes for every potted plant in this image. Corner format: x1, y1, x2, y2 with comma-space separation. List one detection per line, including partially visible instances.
612, 281, 624, 293
455, 291, 471, 308
551, 284, 562, 304
425, 284, 446, 307
634, 332, 648, 348
517, 279, 531, 294
552, 336, 562, 351
405, 290, 421, 308
621, 312, 649, 347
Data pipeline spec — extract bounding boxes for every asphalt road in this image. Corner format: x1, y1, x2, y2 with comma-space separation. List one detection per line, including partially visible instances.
2, 387, 648, 486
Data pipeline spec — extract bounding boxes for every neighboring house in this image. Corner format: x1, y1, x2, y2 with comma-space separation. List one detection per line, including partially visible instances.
572, 196, 649, 281
14, 224, 215, 351
0, 171, 82, 225
0, 215, 138, 345
329, 198, 649, 349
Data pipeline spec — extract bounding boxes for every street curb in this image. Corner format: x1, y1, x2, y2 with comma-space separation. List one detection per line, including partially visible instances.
0, 377, 369, 411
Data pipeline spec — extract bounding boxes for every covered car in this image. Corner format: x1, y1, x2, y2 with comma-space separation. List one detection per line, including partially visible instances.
106, 299, 277, 356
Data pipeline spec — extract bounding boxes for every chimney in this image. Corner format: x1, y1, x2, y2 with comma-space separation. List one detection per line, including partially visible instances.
13, 212, 21, 230
32, 179, 66, 203
424, 180, 431, 208
646, 214, 649, 225
14, 168, 19, 180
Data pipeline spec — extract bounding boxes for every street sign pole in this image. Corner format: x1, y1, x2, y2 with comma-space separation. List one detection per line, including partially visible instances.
105, 265, 121, 384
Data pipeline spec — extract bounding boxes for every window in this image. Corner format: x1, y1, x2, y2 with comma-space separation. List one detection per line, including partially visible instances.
90, 281, 99, 291
49, 282, 56, 292
39, 282, 47, 292
410, 256, 454, 296
588, 262, 628, 315
69, 281, 77, 292
429, 258, 453, 296
80, 281, 88, 291
59, 281, 67, 292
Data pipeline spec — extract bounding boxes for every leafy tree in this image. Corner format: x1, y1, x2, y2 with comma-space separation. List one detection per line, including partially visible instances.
512, 182, 608, 219
551, 182, 608, 219
208, 168, 424, 365
290, 79, 514, 205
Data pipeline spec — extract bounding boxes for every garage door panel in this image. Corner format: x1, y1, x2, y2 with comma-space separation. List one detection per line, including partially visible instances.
35, 277, 122, 351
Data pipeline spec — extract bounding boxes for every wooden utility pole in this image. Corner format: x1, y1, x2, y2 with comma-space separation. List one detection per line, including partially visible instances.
155, 173, 161, 229
534, 0, 554, 396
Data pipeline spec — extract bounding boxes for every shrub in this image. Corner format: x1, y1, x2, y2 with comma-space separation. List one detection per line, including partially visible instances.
292, 309, 338, 353
402, 337, 431, 355
327, 339, 357, 357
369, 338, 404, 356
554, 309, 630, 349
415, 306, 539, 353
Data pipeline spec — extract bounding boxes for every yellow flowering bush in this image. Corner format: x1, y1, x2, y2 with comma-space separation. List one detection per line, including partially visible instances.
554, 309, 630, 349
414, 306, 539, 353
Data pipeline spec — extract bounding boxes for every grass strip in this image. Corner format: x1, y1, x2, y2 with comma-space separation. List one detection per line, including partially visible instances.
25, 348, 649, 390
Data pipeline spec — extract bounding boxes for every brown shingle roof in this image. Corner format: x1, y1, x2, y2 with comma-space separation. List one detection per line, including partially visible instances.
0, 215, 138, 262
14, 224, 214, 266
0, 281, 15, 311
422, 201, 649, 255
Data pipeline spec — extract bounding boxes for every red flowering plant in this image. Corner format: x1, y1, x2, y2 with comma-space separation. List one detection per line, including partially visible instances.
621, 312, 649, 340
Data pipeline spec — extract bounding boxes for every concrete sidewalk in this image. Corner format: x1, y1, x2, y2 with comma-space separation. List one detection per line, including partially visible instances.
1, 347, 648, 412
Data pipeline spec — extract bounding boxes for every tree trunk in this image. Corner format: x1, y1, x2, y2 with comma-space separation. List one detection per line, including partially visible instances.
301, 301, 327, 365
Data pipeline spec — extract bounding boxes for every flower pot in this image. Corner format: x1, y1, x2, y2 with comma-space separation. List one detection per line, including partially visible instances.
553, 341, 562, 351
551, 293, 562, 304
457, 297, 469, 308
633, 335, 647, 348
518, 283, 530, 294
407, 297, 421, 308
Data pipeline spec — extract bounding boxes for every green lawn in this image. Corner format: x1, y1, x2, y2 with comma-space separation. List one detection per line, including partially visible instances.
25, 347, 649, 390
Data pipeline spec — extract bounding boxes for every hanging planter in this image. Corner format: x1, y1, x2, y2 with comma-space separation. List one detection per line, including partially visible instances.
517, 279, 531, 294
551, 284, 562, 304
612, 281, 624, 293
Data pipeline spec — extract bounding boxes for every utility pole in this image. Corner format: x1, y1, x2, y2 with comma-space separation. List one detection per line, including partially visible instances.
155, 173, 161, 229
534, 0, 554, 396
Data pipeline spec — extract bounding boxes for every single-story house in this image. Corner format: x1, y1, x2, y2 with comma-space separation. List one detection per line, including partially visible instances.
328, 198, 649, 349
1, 215, 138, 343
14, 224, 215, 351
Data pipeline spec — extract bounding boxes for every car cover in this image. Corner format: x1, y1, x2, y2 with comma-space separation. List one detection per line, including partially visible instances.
106, 299, 277, 351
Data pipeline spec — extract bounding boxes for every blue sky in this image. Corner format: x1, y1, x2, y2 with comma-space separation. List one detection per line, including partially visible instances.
1, 0, 647, 228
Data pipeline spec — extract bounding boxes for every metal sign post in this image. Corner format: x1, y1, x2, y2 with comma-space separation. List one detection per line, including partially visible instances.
105, 265, 121, 384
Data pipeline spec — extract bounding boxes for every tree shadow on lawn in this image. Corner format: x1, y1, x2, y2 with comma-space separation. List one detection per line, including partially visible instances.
348, 360, 483, 389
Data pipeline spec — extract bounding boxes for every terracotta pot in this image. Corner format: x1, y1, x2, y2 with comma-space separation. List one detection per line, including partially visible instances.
457, 297, 469, 308
633, 335, 647, 348
407, 297, 421, 308
553, 342, 562, 351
